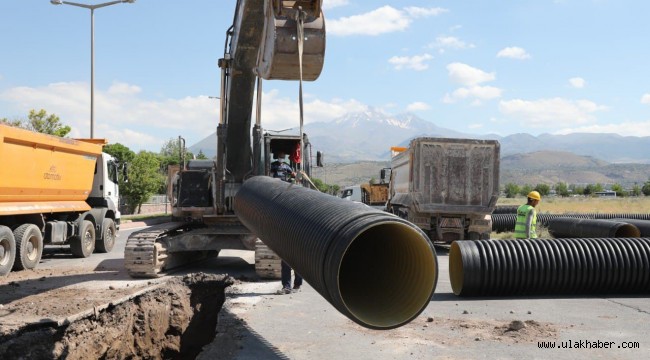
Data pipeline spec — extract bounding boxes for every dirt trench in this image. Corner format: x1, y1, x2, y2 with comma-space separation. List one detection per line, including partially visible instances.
0, 273, 233, 360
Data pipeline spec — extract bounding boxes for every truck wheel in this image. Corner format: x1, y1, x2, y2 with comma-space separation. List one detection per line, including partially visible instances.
70, 220, 96, 258
0, 226, 16, 276
96, 218, 116, 253
12, 224, 43, 271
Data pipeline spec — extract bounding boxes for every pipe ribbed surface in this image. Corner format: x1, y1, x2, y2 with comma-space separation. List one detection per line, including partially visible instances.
493, 205, 519, 214
449, 238, 650, 296
611, 219, 650, 237
234, 176, 438, 330
492, 213, 650, 233
549, 217, 641, 238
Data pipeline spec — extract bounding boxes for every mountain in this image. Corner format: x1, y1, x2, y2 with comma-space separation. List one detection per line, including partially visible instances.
311, 151, 650, 188
188, 109, 650, 164
306, 108, 467, 162
500, 151, 650, 187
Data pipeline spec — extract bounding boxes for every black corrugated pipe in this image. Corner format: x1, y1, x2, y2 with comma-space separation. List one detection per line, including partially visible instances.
493, 205, 519, 214
491, 213, 650, 233
449, 238, 650, 296
234, 176, 438, 330
492, 214, 517, 233
611, 219, 650, 237
548, 217, 641, 238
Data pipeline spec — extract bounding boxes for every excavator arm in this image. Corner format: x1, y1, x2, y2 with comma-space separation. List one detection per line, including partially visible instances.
218, 0, 325, 185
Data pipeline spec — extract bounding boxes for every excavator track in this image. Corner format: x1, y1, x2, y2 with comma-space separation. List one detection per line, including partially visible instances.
254, 239, 282, 279
124, 222, 185, 278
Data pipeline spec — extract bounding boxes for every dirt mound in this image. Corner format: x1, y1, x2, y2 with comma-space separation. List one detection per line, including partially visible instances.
0, 273, 233, 359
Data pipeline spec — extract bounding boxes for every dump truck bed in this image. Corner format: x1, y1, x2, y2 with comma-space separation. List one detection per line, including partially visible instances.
0, 124, 104, 215
391, 137, 500, 215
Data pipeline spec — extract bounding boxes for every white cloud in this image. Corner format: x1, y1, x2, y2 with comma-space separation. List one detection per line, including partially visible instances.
108, 81, 142, 95
430, 36, 475, 52
446, 62, 495, 86
497, 46, 531, 60
322, 0, 349, 10
499, 97, 608, 127
641, 93, 650, 104
569, 77, 586, 89
443, 85, 502, 104
406, 102, 430, 111
388, 53, 433, 71
328, 5, 447, 36
555, 121, 650, 137
328, 6, 410, 36
468, 123, 484, 129
403, 7, 448, 18
0, 82, 366, 152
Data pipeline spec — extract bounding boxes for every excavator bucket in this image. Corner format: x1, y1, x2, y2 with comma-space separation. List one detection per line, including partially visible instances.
257, 0, 325, 81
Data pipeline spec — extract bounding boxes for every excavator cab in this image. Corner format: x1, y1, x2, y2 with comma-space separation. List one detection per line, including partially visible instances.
262, 133, 313, 185
257, 0, 325, 81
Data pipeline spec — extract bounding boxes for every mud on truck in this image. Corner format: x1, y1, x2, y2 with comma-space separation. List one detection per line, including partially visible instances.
387, 137, 500, 244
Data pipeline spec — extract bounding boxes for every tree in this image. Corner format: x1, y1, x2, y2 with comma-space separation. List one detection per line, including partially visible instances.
642, 181, 650, 196
1, 109, 71, 137
121, 151, 164, 214
503, 183, 520, 198
159, 137, 194, 170
104, 143, 136, 164
631, 184, 641, 197
196, 149, 208, 160
555, 182, 570, 197
534, 183, 551, 196
311, 178, 339, 194
610, 183, 625, 197
570, 184, 584, 196
27, 109, 71, 137
0, 117, 23, 127
584, 183, 604, 196
519, 184, 533, 197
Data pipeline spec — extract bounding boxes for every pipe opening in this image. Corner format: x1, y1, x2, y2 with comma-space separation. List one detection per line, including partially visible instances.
614, 224, 641, 238
338, 222, 437, 329
449, 242, 465, 295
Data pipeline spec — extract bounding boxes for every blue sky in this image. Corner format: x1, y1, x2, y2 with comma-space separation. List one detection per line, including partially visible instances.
2, 0, 650, 152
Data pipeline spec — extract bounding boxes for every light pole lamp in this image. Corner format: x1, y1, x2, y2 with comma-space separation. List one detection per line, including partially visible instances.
50, 0, 136, 138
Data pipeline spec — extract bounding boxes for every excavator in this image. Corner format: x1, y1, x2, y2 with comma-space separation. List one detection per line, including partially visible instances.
124, 0, 326, 278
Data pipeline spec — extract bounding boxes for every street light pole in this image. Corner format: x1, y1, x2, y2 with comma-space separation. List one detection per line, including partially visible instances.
50, 0, 136, 138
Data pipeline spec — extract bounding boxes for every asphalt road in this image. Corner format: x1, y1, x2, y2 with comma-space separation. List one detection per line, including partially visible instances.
4, 223, 649, 359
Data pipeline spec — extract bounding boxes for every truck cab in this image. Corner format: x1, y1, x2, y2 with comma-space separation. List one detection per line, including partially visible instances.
341, 185, 362, 202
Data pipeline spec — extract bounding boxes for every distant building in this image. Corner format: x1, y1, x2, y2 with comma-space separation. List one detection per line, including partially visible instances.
594, 190, 617, 198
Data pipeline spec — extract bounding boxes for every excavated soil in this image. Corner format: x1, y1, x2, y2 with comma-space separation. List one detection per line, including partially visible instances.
0, 273, 233, 360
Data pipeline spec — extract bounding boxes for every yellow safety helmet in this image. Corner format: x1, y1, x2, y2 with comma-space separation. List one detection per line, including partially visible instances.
527, 191, 541, 201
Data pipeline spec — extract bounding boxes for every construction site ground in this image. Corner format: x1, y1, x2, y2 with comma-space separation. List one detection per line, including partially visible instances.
1, 220, 648, 359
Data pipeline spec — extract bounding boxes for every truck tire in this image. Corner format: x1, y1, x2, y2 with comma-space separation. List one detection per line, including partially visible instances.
12, 224, 43, 271
0, 226, 16, 276
96, 218, 116, 253
70, 220, 96, 258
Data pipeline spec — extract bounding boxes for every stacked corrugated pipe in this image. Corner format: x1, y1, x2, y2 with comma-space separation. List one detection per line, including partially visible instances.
492, 213, 650, 233
449, 238, 650, 296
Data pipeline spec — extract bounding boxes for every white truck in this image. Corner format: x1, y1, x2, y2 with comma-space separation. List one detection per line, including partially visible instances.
387, 137, 500, 244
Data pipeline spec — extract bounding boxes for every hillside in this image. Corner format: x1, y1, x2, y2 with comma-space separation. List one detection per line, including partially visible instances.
312, 151, 650, 189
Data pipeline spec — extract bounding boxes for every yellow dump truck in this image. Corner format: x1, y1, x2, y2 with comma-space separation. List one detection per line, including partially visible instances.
0, 124, 123, 276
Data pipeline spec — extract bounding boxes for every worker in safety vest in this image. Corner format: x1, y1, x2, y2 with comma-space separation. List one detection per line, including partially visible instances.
514, 191, 541, 239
